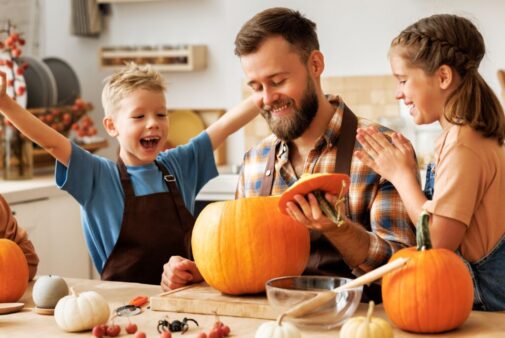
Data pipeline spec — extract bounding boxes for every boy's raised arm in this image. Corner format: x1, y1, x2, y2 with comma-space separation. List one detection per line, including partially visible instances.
0, 71, 71, 166
206, 96, 259, 150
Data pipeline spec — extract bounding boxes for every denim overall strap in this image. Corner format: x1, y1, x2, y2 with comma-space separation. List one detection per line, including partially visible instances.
423, 162, 435, 200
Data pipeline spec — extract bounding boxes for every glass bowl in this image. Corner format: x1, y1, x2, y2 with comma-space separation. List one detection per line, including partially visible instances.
265, 275, 363, 330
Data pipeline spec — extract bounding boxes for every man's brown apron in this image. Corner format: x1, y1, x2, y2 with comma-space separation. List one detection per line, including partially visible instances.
101, 159, 195, 285
259, 106, 381, 302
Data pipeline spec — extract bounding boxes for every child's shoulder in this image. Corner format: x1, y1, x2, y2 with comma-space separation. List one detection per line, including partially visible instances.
447, 124, 490, 147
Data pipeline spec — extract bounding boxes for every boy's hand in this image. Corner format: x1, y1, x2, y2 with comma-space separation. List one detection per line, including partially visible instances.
0, 71, 9, 101
161, 255, 203, 291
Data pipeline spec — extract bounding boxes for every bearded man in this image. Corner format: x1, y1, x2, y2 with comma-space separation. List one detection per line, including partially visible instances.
162, 7, 415, 303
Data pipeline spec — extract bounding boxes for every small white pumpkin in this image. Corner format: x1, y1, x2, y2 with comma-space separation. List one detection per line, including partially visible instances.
54, 287, 110, 332
255, 315, 302, 338
340, 301, 393, 338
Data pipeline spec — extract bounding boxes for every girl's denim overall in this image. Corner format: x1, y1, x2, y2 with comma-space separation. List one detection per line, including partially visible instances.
424, 163, 505, 311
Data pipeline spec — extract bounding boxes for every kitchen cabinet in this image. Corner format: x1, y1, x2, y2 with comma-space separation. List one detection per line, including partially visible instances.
7, 190, 92, 279
100, 45, 207, 71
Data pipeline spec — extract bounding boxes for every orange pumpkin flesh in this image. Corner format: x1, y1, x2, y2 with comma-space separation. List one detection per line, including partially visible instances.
382, 212, 474, 333
0, 239, 29, 302
192, 196, 310, 295
279, 173, 350, 214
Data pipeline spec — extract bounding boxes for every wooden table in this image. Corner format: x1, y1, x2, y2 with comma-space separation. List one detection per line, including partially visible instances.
1, 278, 504, 337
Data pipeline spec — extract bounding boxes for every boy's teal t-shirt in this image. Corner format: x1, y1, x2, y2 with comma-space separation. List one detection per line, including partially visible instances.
55, 131, 218, 273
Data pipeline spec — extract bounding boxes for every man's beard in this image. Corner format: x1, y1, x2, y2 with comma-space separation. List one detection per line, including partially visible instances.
261, 79, 318, 142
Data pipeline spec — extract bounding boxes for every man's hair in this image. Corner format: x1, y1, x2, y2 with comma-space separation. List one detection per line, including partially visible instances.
101, 62, 166, 116
234, 7, 319, 63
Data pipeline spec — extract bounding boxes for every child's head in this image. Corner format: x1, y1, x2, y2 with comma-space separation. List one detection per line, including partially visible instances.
102, 62, 166, 117
390, 14, 505, 144
102, 63, 169, 165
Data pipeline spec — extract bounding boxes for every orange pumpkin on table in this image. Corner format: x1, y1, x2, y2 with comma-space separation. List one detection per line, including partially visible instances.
192, 196, 310, 295
382, 211, 474, 333
0, 238, 29, 302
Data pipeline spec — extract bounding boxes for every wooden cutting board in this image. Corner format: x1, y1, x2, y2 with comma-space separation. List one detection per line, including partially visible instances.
150, 283, 278, 320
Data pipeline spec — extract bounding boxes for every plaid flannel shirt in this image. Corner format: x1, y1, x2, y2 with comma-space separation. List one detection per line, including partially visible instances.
236, 95, 416, 275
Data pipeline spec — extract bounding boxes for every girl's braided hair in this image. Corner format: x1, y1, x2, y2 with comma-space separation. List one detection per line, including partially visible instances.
391, 14, 505, 144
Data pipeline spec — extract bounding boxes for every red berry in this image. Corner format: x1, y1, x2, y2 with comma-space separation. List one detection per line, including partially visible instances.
195, 333, 207, 338
16, 86, 25, 96
160, 331, 172, 338
106, 324, 121, 337
92, 325, 105, 338
11, 48, 21, 57
125, 322, 138, 334
208, 328, 222, 338
135, 332, 147, 338
221, 325, 230, 336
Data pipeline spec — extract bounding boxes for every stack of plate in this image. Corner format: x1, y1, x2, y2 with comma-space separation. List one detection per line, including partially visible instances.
18, 56, 81, 109
19, 56, 58, 109
43, 57, 81, 106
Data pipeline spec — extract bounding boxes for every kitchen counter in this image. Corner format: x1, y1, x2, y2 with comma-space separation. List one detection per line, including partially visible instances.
0, 172, 239, 205
3, 278, 505, 337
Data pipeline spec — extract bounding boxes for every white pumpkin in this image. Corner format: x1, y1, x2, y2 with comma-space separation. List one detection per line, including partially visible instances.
340, 301, 393, 338
255, 315, 302, 338
54, 288, 110, 332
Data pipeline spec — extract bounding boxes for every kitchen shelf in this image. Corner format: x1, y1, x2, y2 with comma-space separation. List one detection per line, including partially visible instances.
100, 45, 207, 71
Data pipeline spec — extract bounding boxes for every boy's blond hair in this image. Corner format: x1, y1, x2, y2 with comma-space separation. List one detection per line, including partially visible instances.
101, 62, 166, 116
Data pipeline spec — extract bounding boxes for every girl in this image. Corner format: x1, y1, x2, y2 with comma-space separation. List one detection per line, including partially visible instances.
356, 14, 505, 311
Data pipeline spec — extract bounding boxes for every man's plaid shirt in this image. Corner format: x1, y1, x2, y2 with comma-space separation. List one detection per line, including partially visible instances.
236, 96, 416, 275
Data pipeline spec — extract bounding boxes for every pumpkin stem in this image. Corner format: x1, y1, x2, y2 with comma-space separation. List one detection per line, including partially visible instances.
276, 313, 285, 326
69, 287, 77, 296
416, 210, 433, 251
313, 181, 346, 227
366, 301, 374, 323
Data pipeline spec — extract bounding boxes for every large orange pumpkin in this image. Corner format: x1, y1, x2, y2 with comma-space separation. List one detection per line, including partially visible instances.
192, 196, 310, 295
382, 211, 474, 333
0, 238, 29, 302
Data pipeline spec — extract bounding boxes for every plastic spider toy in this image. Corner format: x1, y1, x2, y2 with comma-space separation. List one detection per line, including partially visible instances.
157, 317, 199, 334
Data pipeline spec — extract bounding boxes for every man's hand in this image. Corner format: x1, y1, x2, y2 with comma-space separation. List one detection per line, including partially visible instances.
160, 256, 203, 291
284, 192, 348, 232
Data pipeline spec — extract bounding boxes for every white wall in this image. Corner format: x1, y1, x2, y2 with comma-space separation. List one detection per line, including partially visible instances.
39, 0, 505, 165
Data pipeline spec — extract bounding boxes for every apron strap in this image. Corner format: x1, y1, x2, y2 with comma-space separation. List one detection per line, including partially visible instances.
117, 157, 135, 198
335, 105, 358, 175
259, 139, 281, 196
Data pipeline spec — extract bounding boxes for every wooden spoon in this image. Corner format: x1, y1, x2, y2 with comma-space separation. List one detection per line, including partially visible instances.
278, 257, 409, 320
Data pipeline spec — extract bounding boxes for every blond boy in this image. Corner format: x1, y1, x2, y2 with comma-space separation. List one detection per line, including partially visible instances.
0, 63, 257, 285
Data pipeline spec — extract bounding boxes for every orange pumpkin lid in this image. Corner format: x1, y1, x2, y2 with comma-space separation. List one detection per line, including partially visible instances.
278, 173, 350, 214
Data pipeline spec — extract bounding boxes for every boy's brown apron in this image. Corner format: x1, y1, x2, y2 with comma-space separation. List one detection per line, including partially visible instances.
259, 106, 381, 302
101, 159, 195, 285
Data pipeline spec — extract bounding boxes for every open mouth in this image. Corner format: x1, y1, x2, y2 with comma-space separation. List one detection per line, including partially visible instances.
140, 136, 161, 149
